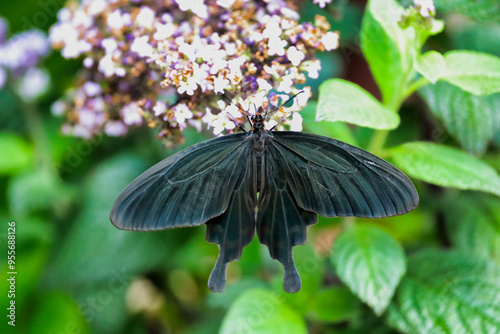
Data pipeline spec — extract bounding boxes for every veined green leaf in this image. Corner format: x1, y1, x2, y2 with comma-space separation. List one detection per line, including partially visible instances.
331, 224, 406, 315
360, 0, 413, 103
415, 50, 445, 84
419, 81, 500, 155
442, 50, 500, 96
388, 249, 500, 333
433, 0, 500, 22
317, 79, 400, 130
391, 142, 500, 197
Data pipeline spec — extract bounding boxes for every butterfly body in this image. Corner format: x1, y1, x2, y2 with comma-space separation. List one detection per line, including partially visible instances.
111, 112, 418, 293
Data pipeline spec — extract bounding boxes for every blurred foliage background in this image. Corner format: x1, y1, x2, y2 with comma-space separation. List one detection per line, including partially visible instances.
1, 0, 500, 334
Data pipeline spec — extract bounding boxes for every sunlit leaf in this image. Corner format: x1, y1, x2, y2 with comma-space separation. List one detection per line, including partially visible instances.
220, 289, 307, 334
28, 292, 89, 334
317, 79, 400, 130
441, 51, 500, 96
414, 50, 445, 84
391, 142, 500, 196
0, 133, 33, 174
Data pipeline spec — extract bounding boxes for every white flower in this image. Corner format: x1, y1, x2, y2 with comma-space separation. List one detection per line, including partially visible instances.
51, 100, 66, 116
414, 0, 435, 17
256, 78, 272, 92
213, 75, 230, 93
105, 121, 127, 136
173, 103, 193, 125
153, 101, 167, 116
289, 112, 303, 131
16, 68, 50, 102
107, 10, 126, 30
83, 57, 94, 68
267, 36, 287, 56
121, 103, 143, 125
98, 54, 117, 77
177, 77, 198, 95
88, 0, 107, 16
175, 0, 208, 19
264, 119, 278, 130
212, 113, 235, 135
277, 76, 293, 93
131, 36, 154, 58
216, 0, 236, 8
202, 107, 218, 128
322, 31, 339, 51
287, 46, 305, 66
154, 22, 175, 40
225, 104, 242, 119
297, 86, 311, 107
83, 81, 101, 97
73, 9, 92, 28
101, 38, 118, 54
301, 60, 321, 79
262, 17, 282, 39
136, 7, 155, 29
313, 0, 332, 8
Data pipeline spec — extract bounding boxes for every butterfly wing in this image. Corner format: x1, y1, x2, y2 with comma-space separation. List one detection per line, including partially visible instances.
268, 131, 419, 218
257, 144, 318, 293
110, 133, 252, 231
206, 149, 258, 292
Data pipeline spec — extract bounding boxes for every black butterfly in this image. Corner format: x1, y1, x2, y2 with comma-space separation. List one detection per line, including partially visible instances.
110, 109, 418, 293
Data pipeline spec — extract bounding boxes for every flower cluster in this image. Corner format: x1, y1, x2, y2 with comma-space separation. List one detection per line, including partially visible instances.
50, 0, 339, 145
399, 0, 437, 30
0, 17, 50, 101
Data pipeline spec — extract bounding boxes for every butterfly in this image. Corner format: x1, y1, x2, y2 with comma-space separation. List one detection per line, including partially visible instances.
110, 104, 418, 293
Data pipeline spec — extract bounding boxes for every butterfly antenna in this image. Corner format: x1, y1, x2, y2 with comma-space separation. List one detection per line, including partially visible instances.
270, 90, 304, 113
218, 91, 248, 132
269, 91, 305, 131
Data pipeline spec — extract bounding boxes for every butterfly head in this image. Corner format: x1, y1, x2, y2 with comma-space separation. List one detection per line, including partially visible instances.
250, 111, 265, 132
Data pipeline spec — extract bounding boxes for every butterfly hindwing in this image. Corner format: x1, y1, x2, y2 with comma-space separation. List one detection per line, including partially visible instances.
257, 144, 318, 293
206, 149, 257, 292
110, 133, 251, 230
269, 131, 419, 218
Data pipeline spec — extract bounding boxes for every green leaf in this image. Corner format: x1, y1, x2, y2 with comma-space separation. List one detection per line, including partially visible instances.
441, 50, 500, 96
220, 289, 307, 334
414, 50, 445, 84
388, 249, 500, 333
331, 224, 406, 315
391, 142, 500, 196
0, 133, 33, 174
8, 169, 74, 218
360, 0, 412, 103
28, 292, 89, 334
445, 193, 500, 263
451, 23, 500, 57
46, 154, 191, 286
317, 79, 400, 130
312, 286, 361, 323
302, 101, 358, 146
433, 0, 500, 22
419, 81, 500, 155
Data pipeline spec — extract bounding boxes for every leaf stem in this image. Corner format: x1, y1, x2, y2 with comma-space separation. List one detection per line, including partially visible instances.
404, 76, 429, 100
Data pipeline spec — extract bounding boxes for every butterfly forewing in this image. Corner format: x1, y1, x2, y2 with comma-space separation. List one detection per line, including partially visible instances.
268, 131, 419, 218
110, 133, 251, 230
